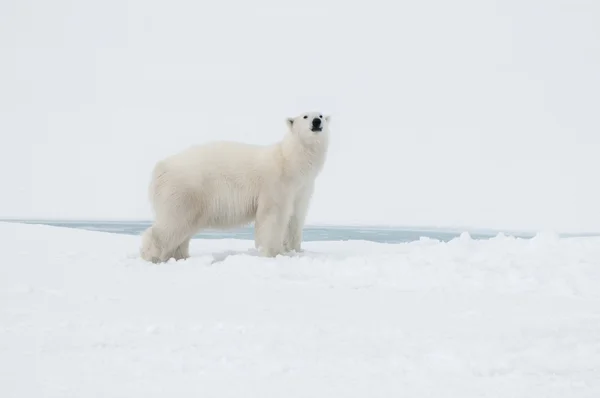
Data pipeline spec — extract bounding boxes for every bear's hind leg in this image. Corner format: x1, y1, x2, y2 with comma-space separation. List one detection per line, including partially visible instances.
146, 187, 202, 263
140, 226, 162, 263
152, 223, 199, 262
171, 237, 191, 261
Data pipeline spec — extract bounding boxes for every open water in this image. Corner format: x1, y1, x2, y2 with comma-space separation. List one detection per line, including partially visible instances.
9, 220, 547, 244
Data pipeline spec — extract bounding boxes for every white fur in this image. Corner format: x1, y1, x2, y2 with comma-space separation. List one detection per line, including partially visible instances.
140, 111, 331, 263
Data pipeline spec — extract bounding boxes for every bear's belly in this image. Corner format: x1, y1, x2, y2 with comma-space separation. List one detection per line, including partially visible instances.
200, 181, 260, 229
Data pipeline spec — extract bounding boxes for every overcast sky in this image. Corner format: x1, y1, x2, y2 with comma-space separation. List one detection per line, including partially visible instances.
1, 0, 599, 233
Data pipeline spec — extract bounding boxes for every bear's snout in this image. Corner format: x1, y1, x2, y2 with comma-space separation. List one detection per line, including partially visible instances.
311, 118, 322, 131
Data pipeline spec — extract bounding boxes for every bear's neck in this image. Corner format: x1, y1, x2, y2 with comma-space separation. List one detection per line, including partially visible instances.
279, 133, 329, 179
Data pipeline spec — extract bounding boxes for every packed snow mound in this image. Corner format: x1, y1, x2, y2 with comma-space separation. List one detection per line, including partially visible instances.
1, 221, 600, 397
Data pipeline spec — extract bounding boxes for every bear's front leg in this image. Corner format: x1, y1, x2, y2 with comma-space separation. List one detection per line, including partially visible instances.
283, 215, 303, 253
255, 196, 293, 257
283, 183, 314, 253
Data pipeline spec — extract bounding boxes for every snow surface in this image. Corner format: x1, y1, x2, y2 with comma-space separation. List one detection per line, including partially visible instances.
1, 221, 600, 397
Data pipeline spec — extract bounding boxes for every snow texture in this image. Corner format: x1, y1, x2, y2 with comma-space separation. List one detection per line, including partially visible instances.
1, 221, 600, 397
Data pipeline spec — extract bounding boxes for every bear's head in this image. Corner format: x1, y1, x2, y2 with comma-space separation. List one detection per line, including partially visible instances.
286, 112, 331, 143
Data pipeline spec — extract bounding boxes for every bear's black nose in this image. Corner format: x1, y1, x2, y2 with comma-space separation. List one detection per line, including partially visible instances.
312, 118, 321, 127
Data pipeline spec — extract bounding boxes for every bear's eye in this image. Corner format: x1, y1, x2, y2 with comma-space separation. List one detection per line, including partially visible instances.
319, 115, 323, 118
303, 115, 308, 119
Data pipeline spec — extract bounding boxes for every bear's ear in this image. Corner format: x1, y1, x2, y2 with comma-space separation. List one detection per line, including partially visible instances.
286, 117, 294, 131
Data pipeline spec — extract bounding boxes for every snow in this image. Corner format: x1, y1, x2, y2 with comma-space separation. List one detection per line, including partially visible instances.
2, 221, 600, 397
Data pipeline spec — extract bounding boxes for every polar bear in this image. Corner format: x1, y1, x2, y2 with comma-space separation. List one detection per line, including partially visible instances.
140, 111, 331, 263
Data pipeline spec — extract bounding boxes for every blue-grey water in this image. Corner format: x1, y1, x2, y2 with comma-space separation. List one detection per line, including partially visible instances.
7, 219, 554, 244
